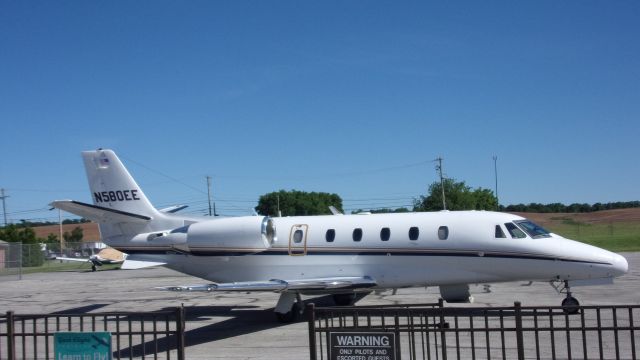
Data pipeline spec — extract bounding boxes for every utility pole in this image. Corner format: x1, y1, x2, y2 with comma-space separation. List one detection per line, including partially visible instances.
277, 194, 282, 217
206, 176, 213, 216
434, 157, 446, 210
58, 208, 65, 252
493, 156, 499, 210
0, 188, 8, 226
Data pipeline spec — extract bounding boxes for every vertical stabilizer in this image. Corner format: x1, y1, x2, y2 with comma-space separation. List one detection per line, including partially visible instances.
81, 149, 165, 245
82, 149, 158, 217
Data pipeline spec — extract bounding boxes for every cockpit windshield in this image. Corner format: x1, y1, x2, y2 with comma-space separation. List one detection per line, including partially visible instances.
514, 220, 551, 239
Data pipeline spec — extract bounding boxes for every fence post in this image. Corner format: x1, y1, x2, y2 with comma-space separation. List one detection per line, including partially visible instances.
514, 302, 525, 360
439, 306, 448, 360
7, 311, 15, 360
176, 306, 186, 360
307, 303, 317, 360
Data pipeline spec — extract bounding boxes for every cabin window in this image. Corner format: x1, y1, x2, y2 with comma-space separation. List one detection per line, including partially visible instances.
495, 225, 506, 238
353, 228, 363, 242
409, 227, 419, 240
438, 226, 449, 240
326, 229, 335, 242
505, 223, 526, 238
293, 229, 304, 243
380, 227, 390, 241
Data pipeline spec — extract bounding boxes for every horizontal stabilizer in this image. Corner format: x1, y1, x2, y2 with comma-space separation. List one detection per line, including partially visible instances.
157, 276, 376, 293
50, 200, 151, 223
159, 205, 189, 213
121, 259, 167, 270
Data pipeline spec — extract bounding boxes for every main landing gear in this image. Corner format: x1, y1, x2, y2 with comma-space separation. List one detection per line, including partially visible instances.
551, 280, 580, 315
274, 292, 304, 323
273, 292, 359, 323
332, 293, 356, 306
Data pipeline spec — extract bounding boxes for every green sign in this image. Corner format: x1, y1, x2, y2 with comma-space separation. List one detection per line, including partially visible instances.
54, 332, 112, 360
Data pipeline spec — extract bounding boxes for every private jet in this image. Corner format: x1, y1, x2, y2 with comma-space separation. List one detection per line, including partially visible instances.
51, 149, 628, 322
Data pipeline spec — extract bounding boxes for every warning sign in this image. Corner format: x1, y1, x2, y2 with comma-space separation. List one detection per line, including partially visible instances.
329, 331, 398, 360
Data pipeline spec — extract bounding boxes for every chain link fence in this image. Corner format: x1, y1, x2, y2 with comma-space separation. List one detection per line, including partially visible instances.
0, 243, 22, 280
0, 242, 102, 280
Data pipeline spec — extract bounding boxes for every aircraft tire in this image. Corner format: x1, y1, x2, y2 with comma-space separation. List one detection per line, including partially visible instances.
275, 302, 300, 323
333, 293, 356, 306
561, 296, 580, 315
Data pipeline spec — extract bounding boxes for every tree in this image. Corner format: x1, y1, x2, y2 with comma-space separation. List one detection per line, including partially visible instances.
0, 224, 45, 267
413, 178, 498, 211
0, 224, 38, 243
255, 190, 343, 216
63, 226, 84, 243
473, 188, 498, 210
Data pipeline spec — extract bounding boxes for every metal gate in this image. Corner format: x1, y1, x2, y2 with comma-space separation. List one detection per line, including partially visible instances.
0, 307, 185, 360
308, 301, 640, 360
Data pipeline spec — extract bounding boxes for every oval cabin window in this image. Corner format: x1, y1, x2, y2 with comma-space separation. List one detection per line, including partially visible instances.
353, 228, 363, 242
380, 227, 390, 241
409, 227, 419, 240
326, 229, 336, 242
438, 226, 449, 240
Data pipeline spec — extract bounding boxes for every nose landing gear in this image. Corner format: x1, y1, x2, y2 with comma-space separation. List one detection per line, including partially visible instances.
551, 280, 580, 314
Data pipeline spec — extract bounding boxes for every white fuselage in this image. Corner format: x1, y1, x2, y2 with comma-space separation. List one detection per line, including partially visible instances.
115, 211, 628, 291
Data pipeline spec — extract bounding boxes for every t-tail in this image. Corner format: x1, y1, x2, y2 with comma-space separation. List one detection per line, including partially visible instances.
51, 149, 185, 246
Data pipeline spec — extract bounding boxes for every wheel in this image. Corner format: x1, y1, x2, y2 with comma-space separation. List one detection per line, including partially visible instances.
562, 296, 580, 314
274, 302, 300, 323
333, 293, 356, 306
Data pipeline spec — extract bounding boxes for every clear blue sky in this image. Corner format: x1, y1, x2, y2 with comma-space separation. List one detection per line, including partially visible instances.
1, 1, 639, 222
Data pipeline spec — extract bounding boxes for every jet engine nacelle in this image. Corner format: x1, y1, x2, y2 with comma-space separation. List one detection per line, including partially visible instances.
439, 284, 474, 303
130, 216, 277, 253
186, 216, 277, 250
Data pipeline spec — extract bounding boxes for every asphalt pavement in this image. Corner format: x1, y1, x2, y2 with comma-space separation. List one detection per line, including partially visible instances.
1, 252, 637, 359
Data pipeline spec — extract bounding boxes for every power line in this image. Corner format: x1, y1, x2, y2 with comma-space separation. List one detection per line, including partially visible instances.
119, 154, 207, 195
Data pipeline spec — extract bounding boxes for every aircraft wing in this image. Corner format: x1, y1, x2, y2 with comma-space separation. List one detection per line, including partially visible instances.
157, 276, 376, 292
56, 256, 90, 263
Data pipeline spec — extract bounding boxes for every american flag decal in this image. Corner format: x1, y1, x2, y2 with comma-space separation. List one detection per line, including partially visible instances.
98, 156, 110, 168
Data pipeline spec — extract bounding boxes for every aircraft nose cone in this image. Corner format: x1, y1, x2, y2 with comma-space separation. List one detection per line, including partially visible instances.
612, 253, 629, 276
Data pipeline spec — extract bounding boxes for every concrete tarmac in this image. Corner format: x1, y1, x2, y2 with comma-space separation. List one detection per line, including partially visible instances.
1, 252, 637, 359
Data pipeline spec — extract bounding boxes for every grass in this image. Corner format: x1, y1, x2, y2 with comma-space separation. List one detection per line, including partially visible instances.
545, 222, 640, 252
0, 260, 120, 276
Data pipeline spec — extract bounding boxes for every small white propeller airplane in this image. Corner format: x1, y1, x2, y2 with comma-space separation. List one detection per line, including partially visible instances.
56, 248, 126, 272
51, 149, 628, 322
